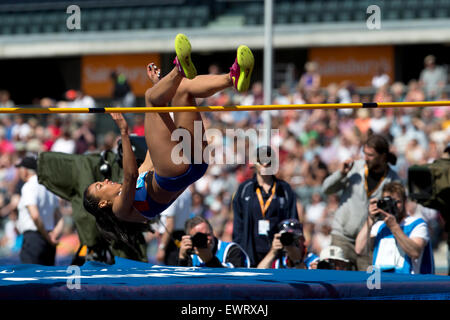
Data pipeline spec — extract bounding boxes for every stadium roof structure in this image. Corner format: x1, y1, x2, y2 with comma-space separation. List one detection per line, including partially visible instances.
0, 19, 450, 59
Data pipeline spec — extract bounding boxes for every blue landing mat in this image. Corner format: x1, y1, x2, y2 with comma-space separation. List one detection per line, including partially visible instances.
0, 257, 449, 300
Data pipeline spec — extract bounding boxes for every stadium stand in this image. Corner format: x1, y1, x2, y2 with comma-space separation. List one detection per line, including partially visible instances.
0, 0, 449, 35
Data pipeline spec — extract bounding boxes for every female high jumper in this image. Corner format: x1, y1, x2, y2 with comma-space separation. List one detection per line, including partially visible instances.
83, 34, 254, 241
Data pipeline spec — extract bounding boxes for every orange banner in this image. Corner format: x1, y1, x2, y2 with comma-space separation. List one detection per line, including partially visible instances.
308, 46, 394, 87
81, 53, 160, 98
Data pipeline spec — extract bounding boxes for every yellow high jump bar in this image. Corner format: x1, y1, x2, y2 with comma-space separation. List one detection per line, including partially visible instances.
1, 101, 449, 114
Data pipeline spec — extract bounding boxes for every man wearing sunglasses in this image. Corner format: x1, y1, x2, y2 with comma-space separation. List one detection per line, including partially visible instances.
232, 146, 298, 267
355, 182, 434, 274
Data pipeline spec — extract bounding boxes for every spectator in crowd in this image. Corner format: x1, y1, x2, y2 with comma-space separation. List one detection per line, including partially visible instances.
354, 109, 371, 136
0, 209, 20, 257
303, 192, 327, 245
311, 220, 333, 256
321, 134, 401, 271
404, 79, 425, 102
191, 191, 208, 217
154, 187, 193, 266
370, 108, 391, 135
419, 55, 447, 100
11, 115, 31, 142
0, 90, 14, 107
232, 145, 298, 267
371, 67, 390, 89
317, 245, 352, 271
50, 128, 75, 154
132, 114, 145, 136
241, 81, 263, 106
110, 71, 135, 108
61, 89, 97, 122
257, 218, 319, 269
64, 89, 96, 109
355, 182, 434, 274
373, 84, 393, 103
15, 156, 64, 266
299, 61, 321, 93
274, 83, 292, 105
73, 119, 96, 154
405, 138, 426, 164
0, 126, 15, 155
390, 82, 406, 102
178, 216, 250, 268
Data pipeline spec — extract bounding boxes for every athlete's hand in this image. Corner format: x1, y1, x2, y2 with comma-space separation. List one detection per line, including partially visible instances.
147, 63, 161, 85
110, 113, 129, 134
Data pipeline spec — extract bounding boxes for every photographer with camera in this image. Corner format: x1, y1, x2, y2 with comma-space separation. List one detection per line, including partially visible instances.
178, 216, 250, 268
317, 245, 352, 271
257, 219, 319, 269
322, 134, 401, 271
355, 182, 434, 274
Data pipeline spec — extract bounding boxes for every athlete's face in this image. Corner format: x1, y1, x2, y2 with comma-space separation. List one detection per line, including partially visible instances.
88, 179, 122, 208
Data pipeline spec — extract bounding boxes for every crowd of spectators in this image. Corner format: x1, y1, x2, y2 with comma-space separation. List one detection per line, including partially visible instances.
0, 55, 449, 272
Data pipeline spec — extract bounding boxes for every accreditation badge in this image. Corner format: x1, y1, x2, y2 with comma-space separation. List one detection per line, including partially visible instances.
258, 219, 270, 236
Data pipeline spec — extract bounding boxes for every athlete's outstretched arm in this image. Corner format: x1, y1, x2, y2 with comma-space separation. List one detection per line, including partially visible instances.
110, 113, 139, 219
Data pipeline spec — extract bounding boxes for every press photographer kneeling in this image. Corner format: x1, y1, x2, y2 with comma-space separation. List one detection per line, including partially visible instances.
178, 216, 250, 268
257, 219, 319, 269
355, 182, 434, 274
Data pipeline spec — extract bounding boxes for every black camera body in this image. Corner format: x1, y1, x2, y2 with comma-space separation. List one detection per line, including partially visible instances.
279, 230, 297, 246
191, 232, 208, 249
376, 196, 399, 218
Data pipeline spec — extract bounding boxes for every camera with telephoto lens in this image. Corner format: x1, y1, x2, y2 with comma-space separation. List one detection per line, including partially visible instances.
190, 232, 208, 249
279, 230, 297, 246
376, 196, 399, 219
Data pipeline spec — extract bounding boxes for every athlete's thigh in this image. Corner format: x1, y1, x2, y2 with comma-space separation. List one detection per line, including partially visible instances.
144, 112, 189, 177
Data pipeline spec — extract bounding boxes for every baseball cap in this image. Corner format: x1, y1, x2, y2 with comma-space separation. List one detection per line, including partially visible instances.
278, 219, 303, 237
319, 245, 349, 263
15, 156, 37, 170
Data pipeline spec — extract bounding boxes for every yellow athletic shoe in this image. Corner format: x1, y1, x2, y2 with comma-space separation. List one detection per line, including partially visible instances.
174, 33, 197, 79
230, 45, 254, 92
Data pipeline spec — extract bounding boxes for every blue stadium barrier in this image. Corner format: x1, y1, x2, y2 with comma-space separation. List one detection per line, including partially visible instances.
0, 257, 449, 300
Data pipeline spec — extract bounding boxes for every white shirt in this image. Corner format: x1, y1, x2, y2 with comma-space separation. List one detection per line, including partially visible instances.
305, 202, 326, 224
372, 74, 390, 88
371, 215, 429, 274
50, 138, 75, 154
154, 188, 193, 234
17, 175, 60, 234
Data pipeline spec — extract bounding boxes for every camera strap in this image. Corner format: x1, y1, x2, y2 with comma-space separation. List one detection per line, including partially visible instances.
154, 215, 181, 249
364, 165, 388, 197
256, 182, 277, 219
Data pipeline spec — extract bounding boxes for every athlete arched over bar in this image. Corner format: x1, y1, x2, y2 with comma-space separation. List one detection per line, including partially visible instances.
83, 34, 254, 242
